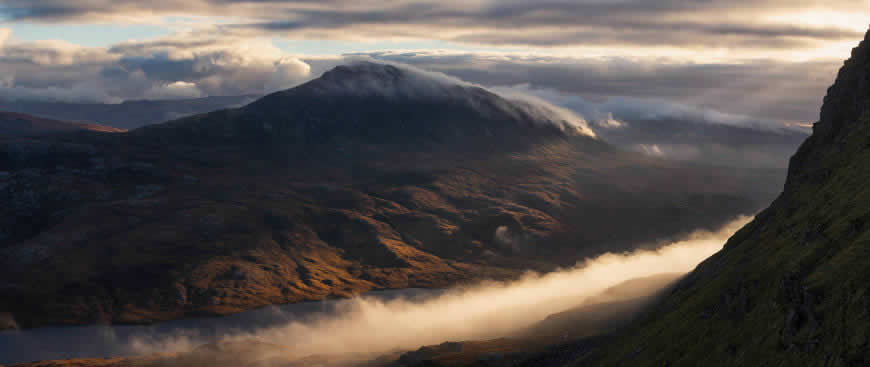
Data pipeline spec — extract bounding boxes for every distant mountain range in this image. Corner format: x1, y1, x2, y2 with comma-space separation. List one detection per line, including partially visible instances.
0, 95, 258, 130
0, 62, 779, 330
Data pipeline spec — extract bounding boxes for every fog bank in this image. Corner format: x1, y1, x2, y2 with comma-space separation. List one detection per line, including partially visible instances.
126, 216, 752, 361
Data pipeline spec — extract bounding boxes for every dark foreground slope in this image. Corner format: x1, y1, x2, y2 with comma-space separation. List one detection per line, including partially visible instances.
531, 28, 870, 367
0, 63, 778, 329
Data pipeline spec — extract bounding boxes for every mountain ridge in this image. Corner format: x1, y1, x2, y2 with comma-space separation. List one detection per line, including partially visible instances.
0, 95, 258, 130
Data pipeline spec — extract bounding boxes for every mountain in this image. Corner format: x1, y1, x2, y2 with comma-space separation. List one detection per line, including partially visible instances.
0, 62, 779, 330
0, 95, 258, 130
140, 62, 594, 147
0, 111, 125, 136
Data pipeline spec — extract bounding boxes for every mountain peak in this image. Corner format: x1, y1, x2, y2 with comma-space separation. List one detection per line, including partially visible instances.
787, 26, 870, 184
233, 61, 596, 141
296, 61, 475, 101
816, 26, 870, 139
319, 62, 406, 84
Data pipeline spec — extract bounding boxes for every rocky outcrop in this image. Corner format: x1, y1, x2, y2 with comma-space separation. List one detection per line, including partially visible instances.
788, 28, 870, 185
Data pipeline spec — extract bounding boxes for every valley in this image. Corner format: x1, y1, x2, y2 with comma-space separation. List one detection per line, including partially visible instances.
0, 63, 779, 331
1, 2, 866, 366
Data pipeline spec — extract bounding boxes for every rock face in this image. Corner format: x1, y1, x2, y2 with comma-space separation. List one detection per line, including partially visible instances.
552, 27, 870, 367
0, 62, 779, 329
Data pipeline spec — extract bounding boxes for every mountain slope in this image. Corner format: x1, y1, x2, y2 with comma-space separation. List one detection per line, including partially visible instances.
0, 95, 257, 130
140, 62, 593, 148
0, 111, 125, 136
554, 27, 870, 367
0, 62, 779, 330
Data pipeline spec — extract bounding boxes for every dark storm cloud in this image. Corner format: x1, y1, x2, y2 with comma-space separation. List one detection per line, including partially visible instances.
0, 36, 311, 102
1, 0, 865, 48
236, 2, 861, 47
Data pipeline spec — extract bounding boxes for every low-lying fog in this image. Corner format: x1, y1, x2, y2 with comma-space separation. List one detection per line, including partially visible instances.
0, 216, 751, 364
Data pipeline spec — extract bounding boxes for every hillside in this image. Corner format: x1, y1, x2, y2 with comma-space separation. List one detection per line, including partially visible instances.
0, 95, 257, 130
0, 112, 125, 136
0, 62, 779, 330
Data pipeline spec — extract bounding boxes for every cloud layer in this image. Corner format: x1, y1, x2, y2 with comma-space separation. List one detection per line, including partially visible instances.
358, 51, 841, 125
2, 0, 867, 53
0, 216, 750, 365
0, 1, 864, 150
1, 0, 866, 121
0, 33, 311, 103
128, 216, 755, 362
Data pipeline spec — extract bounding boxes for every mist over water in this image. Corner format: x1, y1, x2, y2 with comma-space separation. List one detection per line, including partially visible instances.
0, 216, 751, 364
134, 216, 753, 359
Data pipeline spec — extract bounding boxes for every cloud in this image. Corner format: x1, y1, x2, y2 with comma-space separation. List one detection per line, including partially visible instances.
73, 216, 751, 364
597, 113, 626, 129
488, 84, 809, 168
637, 144, 665, 158
0, 35, 311, 103
360, 50, 842, 125
296, 59, 596, 136
302, 58, 480, 98
0, 29, 9, 47
2, 0, 866, 53
0, 1, 862, 129
143, 81, 203, 99
494, 226, 527, 253
502, 85, 795, 132
491, 87, 597, 136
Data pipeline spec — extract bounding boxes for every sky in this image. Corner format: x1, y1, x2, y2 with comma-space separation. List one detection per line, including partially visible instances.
0, 0, 869, 130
